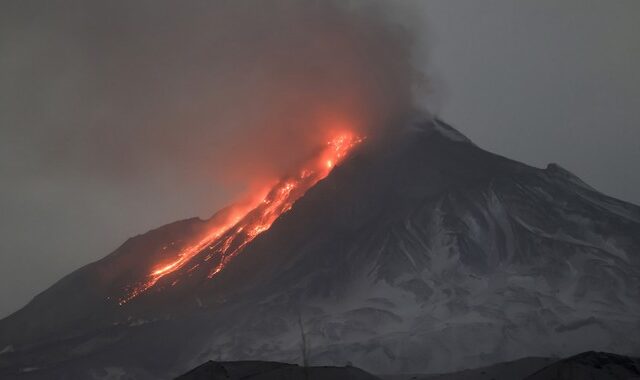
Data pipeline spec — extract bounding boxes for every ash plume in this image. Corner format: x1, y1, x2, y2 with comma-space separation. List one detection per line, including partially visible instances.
1, 0, 425, 190
0, 0, 428, 317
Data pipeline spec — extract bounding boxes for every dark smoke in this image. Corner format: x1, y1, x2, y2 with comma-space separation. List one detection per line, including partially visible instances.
0, 0, 427, 317
1, 0, 424, 189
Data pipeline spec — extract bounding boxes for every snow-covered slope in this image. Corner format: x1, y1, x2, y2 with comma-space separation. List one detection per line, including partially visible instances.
1, 118, 639, 379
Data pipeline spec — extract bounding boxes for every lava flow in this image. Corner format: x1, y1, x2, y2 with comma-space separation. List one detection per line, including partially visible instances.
120, 131, 363, 304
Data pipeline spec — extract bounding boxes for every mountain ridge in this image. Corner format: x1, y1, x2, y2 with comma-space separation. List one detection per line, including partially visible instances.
1, 118, 639, 379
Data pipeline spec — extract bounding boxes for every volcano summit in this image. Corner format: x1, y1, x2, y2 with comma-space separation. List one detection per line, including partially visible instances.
1, 118, 639, 379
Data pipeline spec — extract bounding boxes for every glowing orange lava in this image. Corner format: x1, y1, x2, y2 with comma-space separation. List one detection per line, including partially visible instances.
119, 131, 363, 304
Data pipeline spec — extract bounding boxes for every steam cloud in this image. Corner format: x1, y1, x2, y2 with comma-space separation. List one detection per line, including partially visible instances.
1, 0, 424, 199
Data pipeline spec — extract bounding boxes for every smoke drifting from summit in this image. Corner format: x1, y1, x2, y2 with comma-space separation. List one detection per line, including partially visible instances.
0, 0, 427, 317
1, 0, 423, 189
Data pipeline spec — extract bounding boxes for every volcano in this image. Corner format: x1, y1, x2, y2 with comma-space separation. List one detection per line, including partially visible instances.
1, 118, 639, 379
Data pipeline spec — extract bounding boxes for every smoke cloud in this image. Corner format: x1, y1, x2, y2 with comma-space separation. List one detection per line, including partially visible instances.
0, 0, 430, 316
1, 0, 423, 190
0, 0, 427, 317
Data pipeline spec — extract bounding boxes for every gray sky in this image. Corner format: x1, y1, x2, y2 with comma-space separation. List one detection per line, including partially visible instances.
1, 0, 638, 318
422, 1, 640, 205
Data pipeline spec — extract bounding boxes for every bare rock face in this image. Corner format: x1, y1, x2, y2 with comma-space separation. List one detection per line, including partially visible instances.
1, 118, 639, 379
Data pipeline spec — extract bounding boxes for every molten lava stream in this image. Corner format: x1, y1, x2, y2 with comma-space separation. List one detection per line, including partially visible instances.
119, 131, 363, 304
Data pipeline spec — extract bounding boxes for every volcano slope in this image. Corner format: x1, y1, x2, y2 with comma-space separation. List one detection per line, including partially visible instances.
1, 119, 639, 379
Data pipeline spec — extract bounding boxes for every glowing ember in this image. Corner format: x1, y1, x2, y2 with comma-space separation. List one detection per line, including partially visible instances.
119, 131, 363, 304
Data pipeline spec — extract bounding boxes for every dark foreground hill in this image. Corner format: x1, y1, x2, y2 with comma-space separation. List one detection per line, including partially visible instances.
386, 357, 557, 380
176, 351, 640, 380
525, 351, 640, 380
176, 361, 381, 380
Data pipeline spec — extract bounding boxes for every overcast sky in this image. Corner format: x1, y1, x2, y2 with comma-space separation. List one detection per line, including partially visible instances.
1, 0, 638, 318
